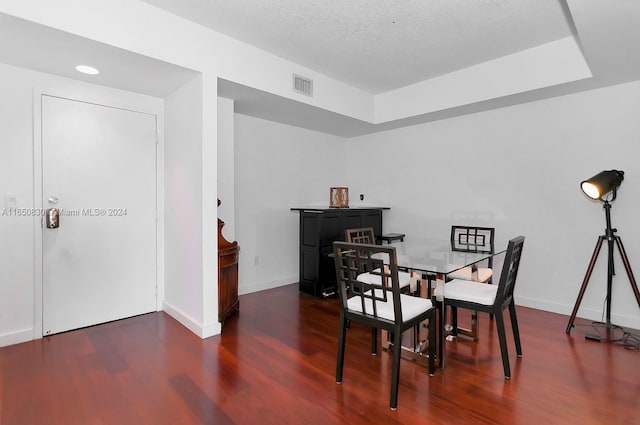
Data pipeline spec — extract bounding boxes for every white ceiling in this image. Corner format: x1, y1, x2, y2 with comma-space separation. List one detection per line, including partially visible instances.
140, 0, 574, 94
1, 1, 639, 137
0, 13, 198, 98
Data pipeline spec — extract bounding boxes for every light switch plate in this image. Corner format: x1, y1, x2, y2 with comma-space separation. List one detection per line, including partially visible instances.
4, 195, 17, 209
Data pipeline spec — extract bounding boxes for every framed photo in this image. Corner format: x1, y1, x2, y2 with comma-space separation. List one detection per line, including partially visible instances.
330, 187, 349, 208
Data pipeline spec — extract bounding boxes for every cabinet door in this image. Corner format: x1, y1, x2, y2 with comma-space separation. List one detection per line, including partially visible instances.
342, 211, 363, 235
361, 210, 383, 238
296, 209, 385, 298
319, 212, 341, 296
321, 212, 342, 247
300, 213, 321, 295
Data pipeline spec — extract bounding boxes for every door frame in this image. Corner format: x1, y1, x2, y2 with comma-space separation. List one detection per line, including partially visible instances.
32, 87, 165, 339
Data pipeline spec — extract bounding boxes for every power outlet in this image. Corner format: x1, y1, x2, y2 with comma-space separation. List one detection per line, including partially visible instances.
254, 256, 259, 266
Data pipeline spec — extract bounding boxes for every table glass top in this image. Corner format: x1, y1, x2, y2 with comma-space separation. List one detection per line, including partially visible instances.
384, 239, 504, 274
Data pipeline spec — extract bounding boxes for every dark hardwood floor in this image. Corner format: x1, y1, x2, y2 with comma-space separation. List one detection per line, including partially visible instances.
1, 283, 638, 425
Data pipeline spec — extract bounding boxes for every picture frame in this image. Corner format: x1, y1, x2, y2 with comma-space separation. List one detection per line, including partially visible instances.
330, 187, 349, 208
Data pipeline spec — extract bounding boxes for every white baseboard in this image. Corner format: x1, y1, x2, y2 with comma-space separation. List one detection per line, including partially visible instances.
239, 276, 297, 296
0, 328, 33, 348
162, 301, 221, 339
516, 296, 640, 330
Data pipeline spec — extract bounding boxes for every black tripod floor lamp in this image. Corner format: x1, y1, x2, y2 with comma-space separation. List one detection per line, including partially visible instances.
566, 170, 640, 341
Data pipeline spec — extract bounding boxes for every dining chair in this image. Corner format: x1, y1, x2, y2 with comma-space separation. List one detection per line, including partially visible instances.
344, 227, 376, 245
448, 225, 495, 282
447, 225, 496, 340
435, 235, 525, 379
345, 227, 415, 292
333, 241, 436, 410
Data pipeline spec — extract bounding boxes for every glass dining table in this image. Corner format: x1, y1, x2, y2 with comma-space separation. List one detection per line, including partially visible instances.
378, 238, 505, 371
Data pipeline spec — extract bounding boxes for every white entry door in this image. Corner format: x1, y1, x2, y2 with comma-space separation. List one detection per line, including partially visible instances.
41, 95, 158, 335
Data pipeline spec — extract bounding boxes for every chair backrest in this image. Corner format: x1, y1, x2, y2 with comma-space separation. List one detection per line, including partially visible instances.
493, 236, 525, 307
333, 241, 402, 323
345, 227, 376, 244
451, 225, 495, 254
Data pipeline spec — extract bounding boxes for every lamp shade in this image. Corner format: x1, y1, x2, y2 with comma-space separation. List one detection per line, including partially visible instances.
581, 170, 624, 200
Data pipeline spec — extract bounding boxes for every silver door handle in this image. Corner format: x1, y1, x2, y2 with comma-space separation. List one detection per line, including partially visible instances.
45, 208, 59, 229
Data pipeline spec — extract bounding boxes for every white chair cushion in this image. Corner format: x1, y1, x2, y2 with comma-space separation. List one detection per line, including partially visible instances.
434, 278, 498, 306
356, 269, 412, 289
447, 266, 492, 283
346, 291, 433, 322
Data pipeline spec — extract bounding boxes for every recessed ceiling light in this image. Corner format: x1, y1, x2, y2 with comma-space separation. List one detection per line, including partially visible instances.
75, 65, 100, 75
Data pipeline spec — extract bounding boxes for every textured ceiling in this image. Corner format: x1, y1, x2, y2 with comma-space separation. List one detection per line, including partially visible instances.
140, 0, 574, 93
1, 1, 638, 137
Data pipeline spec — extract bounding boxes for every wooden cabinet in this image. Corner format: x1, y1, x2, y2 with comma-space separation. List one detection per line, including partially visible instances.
218, 200, 239, 324
291, 207, 388, 297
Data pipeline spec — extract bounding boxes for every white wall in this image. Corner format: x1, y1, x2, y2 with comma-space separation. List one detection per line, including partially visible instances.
0, 66, 220, 347
163, 75, 219, 337
0, 62, 164, 347
234, 114, 347, 294
0, 0, 228, 341
347, 80, 640, 329
0, 0, 376, 342
3, 0, 639, 342
230, 80, 640, 331
0, 64, 39, 346
217, 97, 236, 240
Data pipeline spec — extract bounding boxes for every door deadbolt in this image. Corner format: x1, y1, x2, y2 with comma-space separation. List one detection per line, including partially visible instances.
45, 208, 59, 229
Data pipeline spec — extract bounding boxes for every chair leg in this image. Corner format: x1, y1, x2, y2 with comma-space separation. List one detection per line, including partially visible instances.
390, 326, 403, 410
438, 302, 445, 369
470, 310, 478, 341
428, 310, 436, 376
509, 301, 522, 356
494, 311, 511, 379
336, 312, 347, 383
371, 327, 378, 355
451, 306, 458, 336
489, 279, 495, 321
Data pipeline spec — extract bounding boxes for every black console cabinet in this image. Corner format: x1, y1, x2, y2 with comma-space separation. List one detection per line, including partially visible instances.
291, 207, 389, 297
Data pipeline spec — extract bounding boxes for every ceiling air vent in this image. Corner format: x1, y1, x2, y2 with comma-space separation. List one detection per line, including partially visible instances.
293, 74, 313, 97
